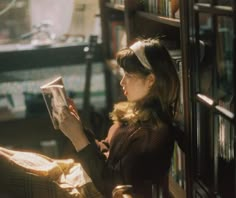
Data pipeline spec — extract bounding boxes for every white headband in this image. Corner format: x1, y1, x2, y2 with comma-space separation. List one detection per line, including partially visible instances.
130, 41, 152, 70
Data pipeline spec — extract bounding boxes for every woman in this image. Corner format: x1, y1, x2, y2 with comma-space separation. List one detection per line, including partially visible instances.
56, 38, 180, 197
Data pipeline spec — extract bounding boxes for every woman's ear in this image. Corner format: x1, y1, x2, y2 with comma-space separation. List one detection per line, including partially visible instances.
147, 73, 156, 88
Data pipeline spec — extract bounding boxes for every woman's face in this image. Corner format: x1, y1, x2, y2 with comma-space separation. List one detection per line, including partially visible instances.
120, 69, 155, 102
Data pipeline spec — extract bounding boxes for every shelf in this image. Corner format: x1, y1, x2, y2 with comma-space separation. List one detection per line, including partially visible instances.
196, 94, 235, 121
194, 3, 233, 15
196, 93, 214, 106
105, 2, 125, 12
215, 105, 234, 120
0, 43, 103, 72
136, 11, 180, 28
185, 0, 235, 197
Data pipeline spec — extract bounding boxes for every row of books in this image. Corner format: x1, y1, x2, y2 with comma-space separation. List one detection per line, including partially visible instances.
218, 100, 234, 161
109, 0, 124, 5
170, 143, 186, 189
108, 0, 180, 19
141, 0, 180, 18
217, 18, 234, 161
169, 49, 185, 188
169, 49, 184, 122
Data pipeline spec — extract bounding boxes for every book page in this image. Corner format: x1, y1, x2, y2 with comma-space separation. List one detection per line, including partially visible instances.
40, 77, 68, 129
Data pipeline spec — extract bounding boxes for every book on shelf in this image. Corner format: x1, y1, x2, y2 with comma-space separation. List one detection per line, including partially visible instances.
170, 143, 186, 189
141, 0, 180, 18
109, 20, 126, 57
177, 60, 184, 119
40, 76, 68, 130
168, 48, 184, 122
110, 0, 124, 5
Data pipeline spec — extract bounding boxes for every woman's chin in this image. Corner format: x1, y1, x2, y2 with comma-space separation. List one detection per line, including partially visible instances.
127, 97, 135, 102
126, 97, 131, 102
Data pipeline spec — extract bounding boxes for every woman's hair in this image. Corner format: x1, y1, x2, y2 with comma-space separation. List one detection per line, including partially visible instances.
110, 38, 180, 125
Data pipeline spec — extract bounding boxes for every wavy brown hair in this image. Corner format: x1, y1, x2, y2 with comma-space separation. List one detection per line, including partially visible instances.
110, 38, 180, 125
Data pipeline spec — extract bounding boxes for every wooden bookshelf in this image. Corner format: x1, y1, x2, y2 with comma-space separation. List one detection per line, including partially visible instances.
181, 0, 235, 197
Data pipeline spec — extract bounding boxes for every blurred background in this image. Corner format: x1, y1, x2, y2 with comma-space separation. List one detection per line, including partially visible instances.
0, 0, 108, 158
0, 0, 101, 44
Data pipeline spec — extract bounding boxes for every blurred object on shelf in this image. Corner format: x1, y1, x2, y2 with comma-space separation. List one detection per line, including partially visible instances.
65, 0, 101, 43
66, 1, 86, 43
171, 0, 180, 18
20, 20, 56, 47
24, 92, 46, 116
0, 94, 14, 121
0, 0, 30, 44
0, 93, 26, 121
93, 14, 102, 43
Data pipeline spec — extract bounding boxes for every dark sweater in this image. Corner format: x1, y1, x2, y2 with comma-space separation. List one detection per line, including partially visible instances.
77, 122, 175, 198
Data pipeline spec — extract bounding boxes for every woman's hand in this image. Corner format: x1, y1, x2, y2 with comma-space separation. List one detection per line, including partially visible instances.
67, 98, 78, 116
53, 99, 90, 151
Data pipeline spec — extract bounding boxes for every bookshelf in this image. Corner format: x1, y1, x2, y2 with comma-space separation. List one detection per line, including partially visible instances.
99, 0, 187, 197
181, 0, 235, 198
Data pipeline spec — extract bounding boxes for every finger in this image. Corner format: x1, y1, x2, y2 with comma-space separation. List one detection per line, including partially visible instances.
67, 98, 77, 109
68, 103, 77, 112
69, 104, 74, 111
69, 104, 79, 116
70, 110, 80, 120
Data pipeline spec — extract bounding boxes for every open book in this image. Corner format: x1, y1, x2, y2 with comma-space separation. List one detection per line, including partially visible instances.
40, 76, 68, 129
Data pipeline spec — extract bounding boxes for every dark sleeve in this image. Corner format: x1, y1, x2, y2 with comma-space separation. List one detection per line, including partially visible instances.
119, 126, 174, 183
83, 127, 109, 153
77, 124, 174, 196
77, 124, 120, 196
76, 144, 108, 193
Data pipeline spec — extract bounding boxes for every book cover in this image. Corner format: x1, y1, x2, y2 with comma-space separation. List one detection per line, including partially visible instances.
40, 76, 68, 129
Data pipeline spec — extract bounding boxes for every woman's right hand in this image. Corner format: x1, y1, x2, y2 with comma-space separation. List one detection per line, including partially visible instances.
67, 97, 79, 116
53, 100, 90, 151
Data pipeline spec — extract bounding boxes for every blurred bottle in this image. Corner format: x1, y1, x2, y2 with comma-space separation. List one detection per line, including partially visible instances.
112, 185, 134, 198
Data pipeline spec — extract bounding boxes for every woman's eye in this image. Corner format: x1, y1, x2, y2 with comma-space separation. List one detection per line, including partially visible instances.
125, 73, 131, 77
